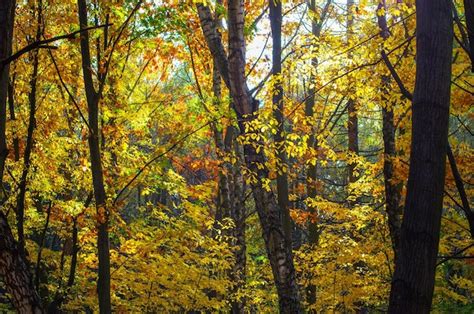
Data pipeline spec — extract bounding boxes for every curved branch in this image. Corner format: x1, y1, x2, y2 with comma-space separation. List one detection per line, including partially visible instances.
0, 24, 111, 68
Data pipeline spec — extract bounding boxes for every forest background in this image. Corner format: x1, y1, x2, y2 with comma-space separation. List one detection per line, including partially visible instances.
0, 0, 472, 312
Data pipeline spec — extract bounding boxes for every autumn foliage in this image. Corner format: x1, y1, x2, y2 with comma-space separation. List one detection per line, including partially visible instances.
0, 0, 472, 312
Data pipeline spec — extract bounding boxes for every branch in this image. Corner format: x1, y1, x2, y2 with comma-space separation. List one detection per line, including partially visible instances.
447, 145, 474, 238
97, 0, 143, 100
0, 24, 111, 68
437, 243, 474, 266
380, 49, 413, 100
47, 48, 92, 132
196, 3, 230, 88
113, 116, 224, 204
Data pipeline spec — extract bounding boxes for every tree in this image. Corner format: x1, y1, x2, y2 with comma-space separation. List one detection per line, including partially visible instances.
77, 0, 111, 311
0, 1, 43, 312
305, 0, 331, 307
0, 0, 14, 192
346, 0, 359, 185
0, 0, 471, 312
197, 2, 301, 311
270, 0, 291, 243
388, 0, 454, 312
377, 0, 403, 260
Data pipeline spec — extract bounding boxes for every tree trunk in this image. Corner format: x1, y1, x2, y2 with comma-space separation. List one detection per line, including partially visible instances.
77, 0, 111, 312
270, 0, 291, 243
0, 1, 43, 312
229, 141, 246, 314
7, 79, 20, 161
211, 60, 246, 313
34, 202, 51, 290
447, 144, 474, 238
377, 0, 403, 260
197, 2, 301, 311
49, 195, 91, 313
381, 104, 402, 257
464, 0, 474, 70
388, 0, 453, 312
347, 0, 359, 185
16, 0, 43, 256
305, 0, 331, 307
0, 0, 15, 197
228, 1, 300, 311
0, 212, 43, 313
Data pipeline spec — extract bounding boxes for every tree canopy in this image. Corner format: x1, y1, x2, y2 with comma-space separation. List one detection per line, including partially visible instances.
0, 0, 472, 312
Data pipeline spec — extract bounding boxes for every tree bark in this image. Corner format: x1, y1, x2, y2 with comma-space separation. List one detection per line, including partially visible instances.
16, 0, 43, 256
229, 141, 246, 314
377, 0, 403, 260
464, 0, 474, 70
211, 60, 246, 313
347, 0, 359, 185
270, 0, 291, 243
197, 2, 301, 311
34, 201, 51, 290
305, 0, 331, 307
0, 212, 43, 313
447, 144, 474, 238
77, 0, 111, 312
381, 103, 402, 257
0, 0, 15, 197
48, 194, 91, 313
388, 0, 453, 312
7, 79, 19, 161
0, 1, 43, 312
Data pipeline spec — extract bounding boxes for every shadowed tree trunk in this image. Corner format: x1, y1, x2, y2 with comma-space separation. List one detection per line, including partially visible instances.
305, 0, 331, 307
464, 0, 474, 70
7, 79, 20, 161
0, 212, 43, 313
77, 0, 111, 312
210, 58, 246, 313
388, 0, 453, 312
270, 0, 291, 243
197, 2, 301, 312
48, 194, 91, 313
347, 0, 359, 185
447, 145, 474, 238
229, 136, 246, 314
16, 0, 43, 257
0, 0, 15, 195
0, 1, 43, 312
377, 0, 403, 260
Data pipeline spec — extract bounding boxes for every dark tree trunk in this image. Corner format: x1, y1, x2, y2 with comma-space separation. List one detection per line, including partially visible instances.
77, 0, 111, 312
49, 195, 91, 313
0, 212, 43, 313
388, 0, 453, 312
7, 79, 20, 161
229, 143, 246, 314
305, 0, 331, 307
35, 202, 51, 290
197, 3, 301, 312
270, 0, 291, 242
447, 145, 474, 238
16, 0, 43, 256
0, 0, 15, 196
228, 1, 300, 311
0, 1, 43, 312
347, 0, 359, 185
377, 0, 403, 260
210, 60, 246, 313
381, 104, 402, 257
464, 0, 474, 70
